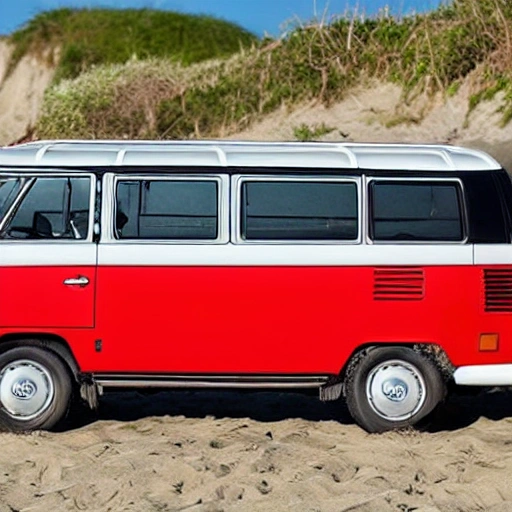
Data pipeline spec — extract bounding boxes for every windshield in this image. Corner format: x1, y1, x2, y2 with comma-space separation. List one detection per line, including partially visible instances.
0, 178, 22, 220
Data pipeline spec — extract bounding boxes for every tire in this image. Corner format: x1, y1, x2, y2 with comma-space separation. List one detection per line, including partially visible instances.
345, 346, 445, 433
0, 346, 72, 432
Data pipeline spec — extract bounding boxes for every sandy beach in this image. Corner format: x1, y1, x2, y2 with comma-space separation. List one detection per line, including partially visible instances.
1, 387, 512, 512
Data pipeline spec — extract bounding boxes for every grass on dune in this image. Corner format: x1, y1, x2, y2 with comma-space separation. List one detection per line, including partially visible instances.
37, 0, 512, 140
8, 8, 257, 82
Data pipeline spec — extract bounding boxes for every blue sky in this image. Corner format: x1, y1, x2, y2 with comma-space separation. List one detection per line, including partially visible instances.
0, 1, 445, 36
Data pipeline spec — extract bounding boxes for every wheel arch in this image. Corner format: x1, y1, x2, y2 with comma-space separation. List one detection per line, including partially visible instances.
0, 334, 81, 382
340, 342, 455, 383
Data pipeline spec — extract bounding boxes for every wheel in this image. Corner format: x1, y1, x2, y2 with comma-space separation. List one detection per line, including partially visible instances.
345, 346, 445, 433
0, 347, 72, 431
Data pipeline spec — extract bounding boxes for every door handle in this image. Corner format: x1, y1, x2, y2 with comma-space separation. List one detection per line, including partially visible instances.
63, 276, 90, 287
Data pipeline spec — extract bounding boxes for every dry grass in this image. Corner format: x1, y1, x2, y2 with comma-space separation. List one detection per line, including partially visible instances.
38, 0, 512, 140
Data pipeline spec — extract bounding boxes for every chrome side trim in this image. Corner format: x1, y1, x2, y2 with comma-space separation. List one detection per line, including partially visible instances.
94, 374, 329, 390
453, 364, 512, 386
96, 380, 323, 390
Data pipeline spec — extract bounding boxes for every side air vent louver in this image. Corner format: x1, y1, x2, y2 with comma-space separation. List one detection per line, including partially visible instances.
484, 268, 512, 313
374, 267, 425, 301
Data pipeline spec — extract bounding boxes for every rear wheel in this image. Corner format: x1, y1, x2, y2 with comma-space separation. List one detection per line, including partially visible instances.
345, 346, 445, 433
0, 347, 72, 431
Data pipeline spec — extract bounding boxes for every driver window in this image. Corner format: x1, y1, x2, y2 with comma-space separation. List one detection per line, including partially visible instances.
2, 177, 91, 240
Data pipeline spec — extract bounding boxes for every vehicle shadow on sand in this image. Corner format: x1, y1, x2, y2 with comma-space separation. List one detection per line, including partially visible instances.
426, 387, 512, 432
61, 386, 512, 433
62, 389, 353, 430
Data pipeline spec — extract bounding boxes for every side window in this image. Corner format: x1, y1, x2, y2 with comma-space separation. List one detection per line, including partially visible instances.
116, 179, 218, 240
240, 180, 358, 241
370, 180, 464, 242
2, 177, 91, 240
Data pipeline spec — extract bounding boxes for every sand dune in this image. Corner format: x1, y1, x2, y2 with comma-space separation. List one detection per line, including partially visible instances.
1, 389, 512, 511
230, 81, 512, 172
0, 41, 55, 146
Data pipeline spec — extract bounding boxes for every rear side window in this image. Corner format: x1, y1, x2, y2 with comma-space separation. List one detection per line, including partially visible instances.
116, 179, 218, 240
370, 180, 464, 242
2, 177, 91, 240
240, 180, 358, 241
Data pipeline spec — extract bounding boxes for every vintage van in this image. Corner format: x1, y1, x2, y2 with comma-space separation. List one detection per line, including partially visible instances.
0, 140, 510, 433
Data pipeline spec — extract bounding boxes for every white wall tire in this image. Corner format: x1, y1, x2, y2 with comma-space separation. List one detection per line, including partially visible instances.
345, 347, 445, 433
0, 347, 72, 431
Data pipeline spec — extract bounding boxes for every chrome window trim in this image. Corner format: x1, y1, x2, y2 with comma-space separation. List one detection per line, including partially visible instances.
365, 176, 469, 245
0, 177, 34, 234
0, 170, 97, 243
103, 174, 229, 244
231, 175, 362, 245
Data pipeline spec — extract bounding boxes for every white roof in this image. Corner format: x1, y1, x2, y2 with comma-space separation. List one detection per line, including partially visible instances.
0, 140, 501, 171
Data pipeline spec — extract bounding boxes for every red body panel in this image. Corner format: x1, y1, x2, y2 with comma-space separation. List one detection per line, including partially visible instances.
1, 264, 511, 374
79, 265, 512, 372
0, 266, 96, 329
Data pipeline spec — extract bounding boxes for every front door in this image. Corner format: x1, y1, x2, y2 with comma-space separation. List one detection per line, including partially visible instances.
0, 173, 97, 328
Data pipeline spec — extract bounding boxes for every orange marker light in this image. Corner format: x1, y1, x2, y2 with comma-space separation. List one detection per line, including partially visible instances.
479, 333, 499, 352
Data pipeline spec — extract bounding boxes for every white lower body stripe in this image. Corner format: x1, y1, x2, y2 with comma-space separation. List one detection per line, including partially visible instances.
0, 242, 96, 266
97, 243, 473, 267
4, 242, 512, 267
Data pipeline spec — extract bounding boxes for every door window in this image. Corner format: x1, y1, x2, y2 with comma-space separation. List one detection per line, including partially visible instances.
2, 177, 91, 240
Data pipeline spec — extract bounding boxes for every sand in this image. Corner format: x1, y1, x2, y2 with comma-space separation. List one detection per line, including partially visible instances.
1, 388, 512, 512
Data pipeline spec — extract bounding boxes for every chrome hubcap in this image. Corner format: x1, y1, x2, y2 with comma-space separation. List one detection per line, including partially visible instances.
366, 359, 426, 422
0, 360, 54, 420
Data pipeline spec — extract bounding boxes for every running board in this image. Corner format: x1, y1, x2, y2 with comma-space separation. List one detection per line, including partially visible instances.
93, 374, 330, 391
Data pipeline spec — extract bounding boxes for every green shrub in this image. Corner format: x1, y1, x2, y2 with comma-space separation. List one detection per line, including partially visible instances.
9, 8, 256, 81
293, 123, 335, 141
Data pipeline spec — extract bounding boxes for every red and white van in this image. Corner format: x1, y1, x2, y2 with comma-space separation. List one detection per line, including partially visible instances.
0, 140, 510, 433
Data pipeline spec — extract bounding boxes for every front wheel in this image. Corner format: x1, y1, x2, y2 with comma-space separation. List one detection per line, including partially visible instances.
0, 347, 72, 431
345, 347, 445, 433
